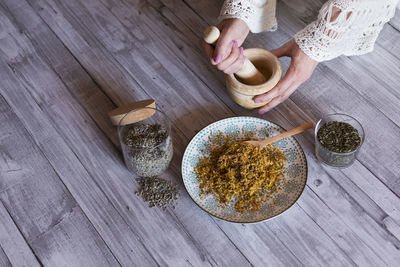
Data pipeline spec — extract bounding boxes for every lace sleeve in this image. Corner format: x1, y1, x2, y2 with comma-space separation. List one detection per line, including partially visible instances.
218, 0, 277, 33
295, 0, 398, 62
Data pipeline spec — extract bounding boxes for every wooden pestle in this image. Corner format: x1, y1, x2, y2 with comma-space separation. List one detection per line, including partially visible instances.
203, 26, 267, 85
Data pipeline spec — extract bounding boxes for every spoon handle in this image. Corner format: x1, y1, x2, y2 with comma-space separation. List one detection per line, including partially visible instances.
261, 122, 313, 147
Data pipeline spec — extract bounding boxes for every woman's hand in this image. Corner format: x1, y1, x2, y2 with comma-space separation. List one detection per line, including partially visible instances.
202, 18, 249, 75
254, 39, 318, 114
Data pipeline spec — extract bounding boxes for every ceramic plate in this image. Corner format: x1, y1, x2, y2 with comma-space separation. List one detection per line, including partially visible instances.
182, 117, 308, 223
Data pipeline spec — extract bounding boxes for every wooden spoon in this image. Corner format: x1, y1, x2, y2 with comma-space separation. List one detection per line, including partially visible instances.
244, 122, 313, 150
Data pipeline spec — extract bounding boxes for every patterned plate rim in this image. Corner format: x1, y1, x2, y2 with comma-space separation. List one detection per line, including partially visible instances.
181, 116, 308, 224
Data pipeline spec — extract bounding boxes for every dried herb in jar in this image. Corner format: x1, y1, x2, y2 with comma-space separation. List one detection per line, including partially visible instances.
316, 120, 362, 168
123, 124, 173, 177
135, 177, 179, 210
125, 124, 168, 148
317, 121, 361, 153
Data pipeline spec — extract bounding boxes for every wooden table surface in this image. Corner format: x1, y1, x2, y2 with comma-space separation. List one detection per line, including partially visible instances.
1, 0, 400, 266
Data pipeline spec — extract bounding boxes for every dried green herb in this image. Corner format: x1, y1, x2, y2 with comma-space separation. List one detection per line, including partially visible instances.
135, 177, 179, 210
123, 124, 173, 177
125, 124, 168, 148
317, 121, 361, 153
316, 120, 362, 168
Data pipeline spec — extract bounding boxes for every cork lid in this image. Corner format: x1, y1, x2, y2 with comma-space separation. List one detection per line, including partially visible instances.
108, 99, 156, 126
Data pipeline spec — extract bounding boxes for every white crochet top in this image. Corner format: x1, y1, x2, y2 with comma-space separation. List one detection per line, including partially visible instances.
219, 0, 399, 61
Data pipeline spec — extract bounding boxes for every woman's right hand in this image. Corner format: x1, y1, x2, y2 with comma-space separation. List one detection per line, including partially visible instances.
202, 18, 250, 75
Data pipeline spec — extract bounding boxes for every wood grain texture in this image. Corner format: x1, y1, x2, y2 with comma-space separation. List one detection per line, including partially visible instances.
136, 0, 400, 265
127, 0, 397, 266
0, 0, 251, 266
0, 201, 40, 267
0, 3, 160, 266
0, 0, 399, 266
25, 0, 357, 265
0, 94, 120, 267
0, 246, 12, 267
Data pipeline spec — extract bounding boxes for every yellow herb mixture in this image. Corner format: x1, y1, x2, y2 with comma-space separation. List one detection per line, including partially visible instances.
195, 134, 286, 213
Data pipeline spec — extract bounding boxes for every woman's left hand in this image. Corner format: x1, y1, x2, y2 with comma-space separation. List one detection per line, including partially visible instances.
253, 39, 318, 114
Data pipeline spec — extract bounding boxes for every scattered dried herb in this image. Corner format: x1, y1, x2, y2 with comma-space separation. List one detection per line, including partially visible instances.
123, 124, 173, 177
135, 177, 179, 210
317, 121, 361, 153
195, 132, 286, 213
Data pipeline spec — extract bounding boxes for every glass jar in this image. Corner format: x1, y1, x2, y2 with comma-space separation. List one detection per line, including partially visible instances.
118, 107, 173, 176
315, 113, 364, 168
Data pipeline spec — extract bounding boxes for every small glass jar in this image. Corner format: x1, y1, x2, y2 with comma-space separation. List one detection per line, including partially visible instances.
118, 107, 173, 176
315, 113, 364, 168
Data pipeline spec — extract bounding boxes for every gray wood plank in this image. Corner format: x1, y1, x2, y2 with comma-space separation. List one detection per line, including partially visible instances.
124, 0, 400, 265
135, 0, 400, 260
29, 1, 348, 267
0, 1, 251, 266
31, 0, 400, 266
0, 201, 39, 267
0, 13, 160, 267
5, 0, 354, 266
0, 94, 120, 267
0, 246, 12, 267
0, 66, 156, 267
21, 0, 378, 266
4, 0, 256, 265
1, 0, 399, 265
389, 8, 400, 30
11, 0, 280, 266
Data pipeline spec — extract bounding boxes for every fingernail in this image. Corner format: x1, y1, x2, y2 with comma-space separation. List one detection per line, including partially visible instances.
243, 55, 246, 61
239, 47, 243, 54
254, 99, 262, 103
230, 40, 234, 47
215, 53, 222, 63
258, 110, 265, 115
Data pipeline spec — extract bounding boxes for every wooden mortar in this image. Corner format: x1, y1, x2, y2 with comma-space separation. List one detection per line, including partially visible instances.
226, 48, 282, 109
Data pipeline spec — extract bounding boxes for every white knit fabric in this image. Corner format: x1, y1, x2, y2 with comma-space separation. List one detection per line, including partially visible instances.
218, 0, 277, 33
219, 0, 399, 62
